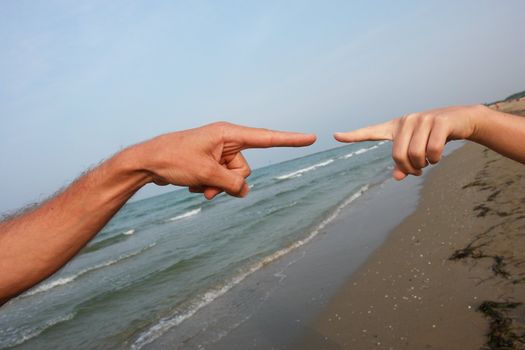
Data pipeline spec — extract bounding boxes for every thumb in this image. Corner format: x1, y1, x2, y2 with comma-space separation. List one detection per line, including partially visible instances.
204, 163, 248, 198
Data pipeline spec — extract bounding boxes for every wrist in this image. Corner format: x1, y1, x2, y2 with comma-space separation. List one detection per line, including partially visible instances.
111, 146, 154, 188
119, 133, 186, 187
468, 104, 494, 143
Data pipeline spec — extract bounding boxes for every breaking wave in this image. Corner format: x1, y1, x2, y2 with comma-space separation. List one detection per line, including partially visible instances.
275, 159, 334, 180
169, 208, 202, 222
23, 243, 157, 297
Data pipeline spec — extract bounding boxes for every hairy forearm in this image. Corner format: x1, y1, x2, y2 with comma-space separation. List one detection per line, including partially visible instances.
0, 122, 316, 305
470, 105, 525, 164
0, 148, 150, 304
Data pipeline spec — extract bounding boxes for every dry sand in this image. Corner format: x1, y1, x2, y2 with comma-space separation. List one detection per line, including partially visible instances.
491, 97, 525, 115
300, 109, 525, 349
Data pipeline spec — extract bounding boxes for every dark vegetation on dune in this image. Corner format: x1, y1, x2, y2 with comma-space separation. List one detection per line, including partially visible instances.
486, 90, 525, 105
504, 90, 525, 102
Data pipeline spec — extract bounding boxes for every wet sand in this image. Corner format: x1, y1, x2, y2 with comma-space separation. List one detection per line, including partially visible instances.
300, 141, 525, 349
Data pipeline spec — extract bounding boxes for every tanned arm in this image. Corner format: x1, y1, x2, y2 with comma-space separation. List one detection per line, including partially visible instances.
0, 153, 150, 305
334, 105, 525, 180
0, 122, 316, 304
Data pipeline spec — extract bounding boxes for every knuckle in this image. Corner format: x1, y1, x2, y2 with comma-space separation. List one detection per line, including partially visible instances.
206, 122, 229, 140
408, 148, 425, 163
421, 114, 434, 124
391, 117, 402, 127
199, 166, 215, 182
392, 150, 405, 164
402, 113, 418, 124
231, 176, 245, 193
262, 129, 275, 145
210, 121, 232, 130
426, 145, 443, 162
433, 114, 446, 126
427, 143, 443, 155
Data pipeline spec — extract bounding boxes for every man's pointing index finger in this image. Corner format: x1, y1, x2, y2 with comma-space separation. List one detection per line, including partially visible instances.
228, 125, 317, 149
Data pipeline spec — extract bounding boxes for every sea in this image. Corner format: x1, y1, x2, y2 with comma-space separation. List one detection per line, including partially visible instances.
0, 141, 395, 349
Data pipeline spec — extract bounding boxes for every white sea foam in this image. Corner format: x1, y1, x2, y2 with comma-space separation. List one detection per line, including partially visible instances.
169, 208, 202, 222
1, 312, 75, 348
343, 144, 380, 159
123, 229, 135, 235
23, 243, 156, 297
275, 159, 334, 180
24, 276, 77, 296
131, 185, 370, 350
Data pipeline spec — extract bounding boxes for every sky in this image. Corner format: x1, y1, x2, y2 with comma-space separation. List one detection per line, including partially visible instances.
1, 0, 524, 214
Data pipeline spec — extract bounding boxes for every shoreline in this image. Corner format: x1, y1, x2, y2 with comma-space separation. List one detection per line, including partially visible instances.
300, 142, 525, 349
144, 154, 428, 349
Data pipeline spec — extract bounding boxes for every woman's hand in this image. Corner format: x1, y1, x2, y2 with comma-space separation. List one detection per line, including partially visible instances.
334, 105, 489, 180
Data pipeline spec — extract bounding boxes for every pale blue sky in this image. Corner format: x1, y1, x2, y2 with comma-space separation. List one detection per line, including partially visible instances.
1, 0, 524, 214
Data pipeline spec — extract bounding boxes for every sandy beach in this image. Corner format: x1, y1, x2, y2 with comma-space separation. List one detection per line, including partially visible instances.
300, 104, 525, 349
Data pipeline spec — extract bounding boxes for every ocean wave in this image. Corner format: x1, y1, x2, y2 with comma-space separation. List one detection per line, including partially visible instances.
240, 184, 310, 213
81, 228, 138, 255
231, 200, 304, 239
130, 185, 370, 350
343, 144, 380, 159
23, 243, 157, 297
262, 201, 299, 217
168, 208, 202, 222
0, 312, 76, 348
275, 159, 335, 180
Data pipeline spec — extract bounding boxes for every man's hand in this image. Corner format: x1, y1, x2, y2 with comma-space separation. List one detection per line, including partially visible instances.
129, 122, 316, 199
0, 122, 315, 303
333, 105, 525, 180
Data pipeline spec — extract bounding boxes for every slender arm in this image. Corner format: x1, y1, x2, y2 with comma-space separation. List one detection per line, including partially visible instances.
471, 106, 525, 164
